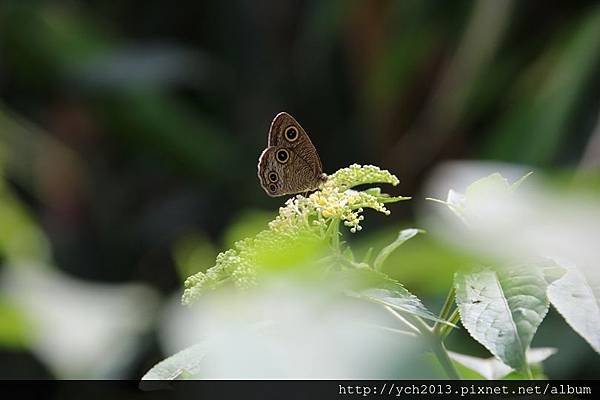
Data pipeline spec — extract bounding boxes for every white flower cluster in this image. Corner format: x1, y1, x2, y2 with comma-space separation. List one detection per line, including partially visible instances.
271, 164, 405, 233
182, 164, 408, 304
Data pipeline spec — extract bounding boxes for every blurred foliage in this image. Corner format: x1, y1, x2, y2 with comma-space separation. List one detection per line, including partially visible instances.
0, 298, 30, 350
0, 170, 50, 264
0, 166, 39, 351
173, 232, 217, 283
353, 229, 475, 295
222, 210, 275, 248
448, 348, 554, 380
483, 7, 600, 164
0, 0, 599, 380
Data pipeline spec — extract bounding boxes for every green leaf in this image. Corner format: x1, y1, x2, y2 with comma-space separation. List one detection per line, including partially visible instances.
342, 246, 355, 262
454, 262, 553, 370
141, 342, 209, 381
0, 298, 30, 349
448, 347, 556, 380
376, 195, 412, 204
547, 264, 600, 354
361, 247, 374, 264
426, 172, 531, 226
373, 228, 422, 271
364, 187, 411, 203
341, 268, 444, 324
0, 177, 50, 263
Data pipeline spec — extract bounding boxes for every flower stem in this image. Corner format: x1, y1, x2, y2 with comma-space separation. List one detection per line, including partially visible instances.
329, 218, 341, 252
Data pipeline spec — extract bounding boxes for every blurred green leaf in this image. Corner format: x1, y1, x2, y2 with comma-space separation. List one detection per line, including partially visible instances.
449, 347, 556, 380
483, 6, 600, 164
428, 171, 532, 226
373, 228, 422, 271
141, 342, 209, 381
0, 3, 111, 78
0, 174, 50, 263
0, 298, 30, 349
223, 210, 275, 248
253, 233, 327, 273
97, 91, 233, 179
365, 1, 441, 116
547, 264, 600, 354
367, 24, 438, 113
173, 232, 217, 282
342, 268, 443, 323
355, 229, 473, 294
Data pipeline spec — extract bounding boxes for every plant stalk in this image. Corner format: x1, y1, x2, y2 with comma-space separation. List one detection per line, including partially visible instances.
401, 314, 461, 380
384, 306, 421, 334
329, 218, 341, 253
524, 363, 534, 380
433, 287, 456, 334
430, 339, 461, 380
440, 308, 461, 340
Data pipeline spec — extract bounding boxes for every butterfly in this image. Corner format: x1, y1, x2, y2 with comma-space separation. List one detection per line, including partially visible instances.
258, 112, 326, 197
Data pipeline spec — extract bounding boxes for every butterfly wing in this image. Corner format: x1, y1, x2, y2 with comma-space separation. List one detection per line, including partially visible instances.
258, 112, 325, 197
267, 112, 323, 175
258, 146, 323, 197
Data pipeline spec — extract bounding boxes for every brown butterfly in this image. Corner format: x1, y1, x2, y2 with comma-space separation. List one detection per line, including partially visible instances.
258, 112, 327, 197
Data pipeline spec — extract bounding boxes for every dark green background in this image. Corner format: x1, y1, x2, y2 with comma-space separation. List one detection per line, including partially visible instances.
0, 0, 599, 380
